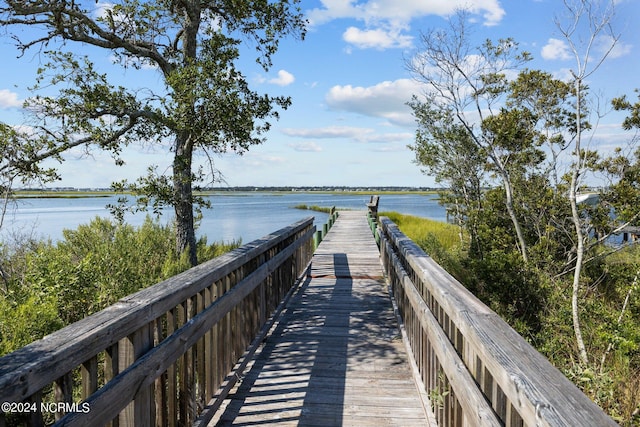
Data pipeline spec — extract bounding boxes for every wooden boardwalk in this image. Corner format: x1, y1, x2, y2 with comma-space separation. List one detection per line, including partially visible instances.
211, 211, 433, 426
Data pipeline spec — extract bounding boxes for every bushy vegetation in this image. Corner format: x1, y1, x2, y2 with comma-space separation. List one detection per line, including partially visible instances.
391, 209, 640, 425
0, 217, 239, 357
402, 8, 640, 423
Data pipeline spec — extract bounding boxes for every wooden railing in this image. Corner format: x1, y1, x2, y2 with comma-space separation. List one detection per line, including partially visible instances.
0, 217, 315, 427
377, 216, 619, 427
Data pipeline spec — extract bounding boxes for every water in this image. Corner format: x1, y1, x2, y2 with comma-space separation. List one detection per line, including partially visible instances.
1, 192, 447, 244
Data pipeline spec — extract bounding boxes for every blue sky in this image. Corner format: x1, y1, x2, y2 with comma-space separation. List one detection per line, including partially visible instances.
1, 0, 639, 188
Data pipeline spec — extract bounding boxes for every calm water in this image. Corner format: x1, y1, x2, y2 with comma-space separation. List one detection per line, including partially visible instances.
1, 193, 446, 244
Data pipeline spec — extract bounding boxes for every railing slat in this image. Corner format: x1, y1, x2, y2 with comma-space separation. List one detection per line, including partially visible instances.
153, 317, 167, 427
204, 286, 214, 403
166, 306, 178, 427
54, 373, 73, 422
27, 391, 43, 427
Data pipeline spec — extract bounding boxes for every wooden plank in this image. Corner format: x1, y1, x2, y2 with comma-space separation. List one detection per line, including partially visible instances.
166, 307, 178, 427
154, 318, 167, 427
211, 211, 433, 426
132, 323, 154, 427
54, 373, 73, 422
81, 356, 99, 400
204, 286, 214, 403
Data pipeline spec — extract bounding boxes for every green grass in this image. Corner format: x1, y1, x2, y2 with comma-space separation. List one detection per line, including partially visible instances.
380, 211, 460, 251
293, 204, 335, 213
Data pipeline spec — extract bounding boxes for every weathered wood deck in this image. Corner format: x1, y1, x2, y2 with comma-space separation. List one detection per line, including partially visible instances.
211, 210, 433, 426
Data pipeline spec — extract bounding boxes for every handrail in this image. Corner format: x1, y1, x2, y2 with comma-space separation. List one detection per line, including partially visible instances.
0, 217, 315, 427
377, 216, 619, 427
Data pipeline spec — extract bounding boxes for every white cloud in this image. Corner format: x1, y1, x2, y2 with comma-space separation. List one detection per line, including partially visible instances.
0, 89, 22, 109
307, 1, 504, 50
325, 79, 420, 126
596, 35, 632, 59
282, 126, 369, 139
343, 27, 413, 50
552, 68, 574, 82
366, 132, 414, 143
93, 1, 113, 19
371, 143, 407, 153
307, 0, 505, 29
232, 151, 287, 169
282, 126, 412, 145
269, 70, 295, 86
541, 35, 632, 64
288, 142, 323, 152
541, 38, 572, 61
306, 0, 359, 26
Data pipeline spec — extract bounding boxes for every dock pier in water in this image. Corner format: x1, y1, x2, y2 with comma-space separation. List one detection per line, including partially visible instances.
0, 206, 618, 426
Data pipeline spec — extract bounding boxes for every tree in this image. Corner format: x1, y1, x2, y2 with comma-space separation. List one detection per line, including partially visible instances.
0, 0, 306, 266
506, 70, 575, 187
408, 11, 552, 263
555, 0, 619, 365
613, 90, 640, 131
408, 98, 486, 255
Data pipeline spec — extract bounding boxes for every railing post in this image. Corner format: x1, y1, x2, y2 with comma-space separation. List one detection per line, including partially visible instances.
314, 230, 322, 249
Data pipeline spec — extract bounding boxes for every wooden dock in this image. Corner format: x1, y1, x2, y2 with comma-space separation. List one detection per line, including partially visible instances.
211, 210, 433, 426
0, 207, 619, 426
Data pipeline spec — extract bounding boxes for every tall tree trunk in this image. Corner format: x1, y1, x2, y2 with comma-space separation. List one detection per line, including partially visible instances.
570, 76, 589, 365
570, 182, 588, 365
172, 3, 200, 267
174, 132, 198, 267
486, 149, 529, 262
503, 177, 528, 263
494, 163, 528, 263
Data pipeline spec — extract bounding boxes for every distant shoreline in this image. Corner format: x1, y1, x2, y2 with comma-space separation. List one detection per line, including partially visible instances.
14, 187, 442, 199
14, 191, 114, 199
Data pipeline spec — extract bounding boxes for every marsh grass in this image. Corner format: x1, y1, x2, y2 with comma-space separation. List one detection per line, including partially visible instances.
293, 204, 335, 214
380, 211, 460, 250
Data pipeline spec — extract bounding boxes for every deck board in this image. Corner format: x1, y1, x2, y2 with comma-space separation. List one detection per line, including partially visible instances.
211, 211, 433, 426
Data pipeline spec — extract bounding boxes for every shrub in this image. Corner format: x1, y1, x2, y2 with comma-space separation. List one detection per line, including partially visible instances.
0, 216, 239, 356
